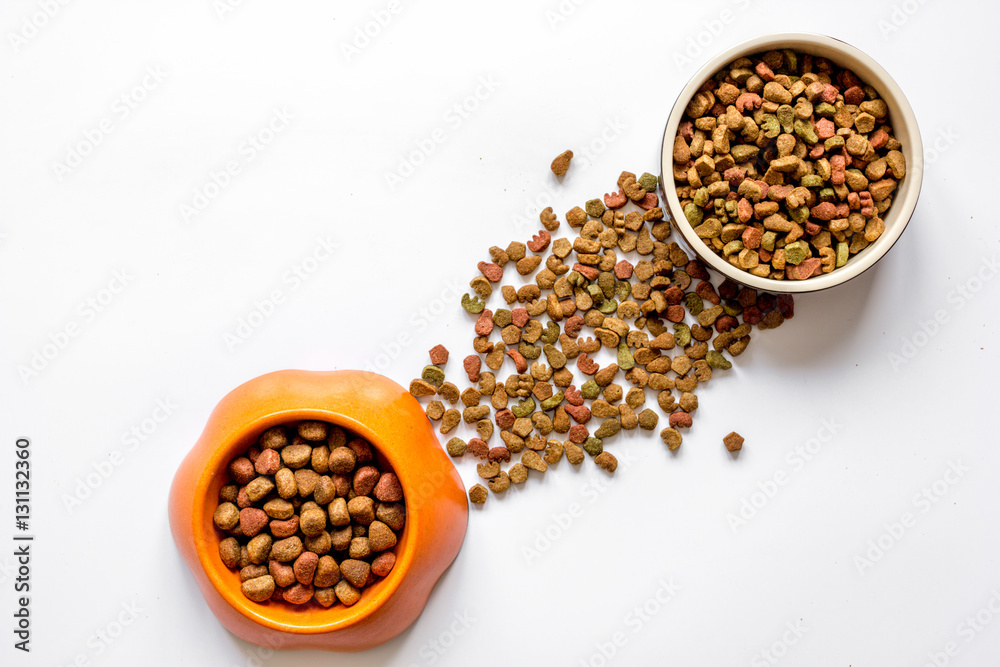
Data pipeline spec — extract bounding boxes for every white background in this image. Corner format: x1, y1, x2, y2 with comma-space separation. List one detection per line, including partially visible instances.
2, 1, 998, 665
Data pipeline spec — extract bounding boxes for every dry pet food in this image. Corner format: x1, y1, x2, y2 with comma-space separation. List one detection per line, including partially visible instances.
407, 160, 796, 505
214, 420, 405, 608
672, 48, 904, 280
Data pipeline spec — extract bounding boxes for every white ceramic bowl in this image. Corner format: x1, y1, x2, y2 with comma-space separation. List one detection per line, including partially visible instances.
660, 33, 923, 293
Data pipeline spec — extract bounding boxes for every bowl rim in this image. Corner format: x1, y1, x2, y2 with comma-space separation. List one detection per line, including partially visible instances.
193, 406, 418, 634
660, 32, 924, 294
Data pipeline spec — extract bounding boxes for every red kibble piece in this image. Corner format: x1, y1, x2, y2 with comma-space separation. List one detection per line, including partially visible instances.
495, 409, 515, 430
254, 449, 280, 475
696, 281, 720, 305
428, 344, 449, 365
573, 263, 599, 280
614, 260, 634, 280
665, 305, 685, 323
527, 230, 551, 252
568, 424, 589, 444
228, 457, 255, 485
477, 261, 503, 282
488, 447, 511, 463
371, 552, 396, 577
604, 189, 627, 209
511, 308, 529, 328
669, 412, 693, 428
564, 315, 584, 337
637, 192, 659, 210
463, 355, 481, 383
742, 227, 762, 250
564, 404, 591, 424
475, 310, 494, 336
715, 315, 738, 333
239, 508, 268, 537
467, 438, 489, 459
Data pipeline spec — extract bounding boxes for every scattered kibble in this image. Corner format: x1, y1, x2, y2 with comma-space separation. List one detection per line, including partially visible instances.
723, 431, 744, 452
550, 150, 574, 176
407, 163, 795, 506
214, 421, 404, 607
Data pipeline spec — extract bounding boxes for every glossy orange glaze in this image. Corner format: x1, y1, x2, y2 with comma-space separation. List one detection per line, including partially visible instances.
168, 370, 468, 651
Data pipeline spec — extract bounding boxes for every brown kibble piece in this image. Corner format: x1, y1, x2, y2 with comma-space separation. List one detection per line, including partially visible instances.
241, 575, 275, 602
469, 484, 488, 504
551, 149, 574, 176
724, 431, 745, 452
368, 521, 398, 551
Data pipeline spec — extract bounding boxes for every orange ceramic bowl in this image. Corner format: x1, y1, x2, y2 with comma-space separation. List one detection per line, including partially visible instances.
168, 370, 468, 652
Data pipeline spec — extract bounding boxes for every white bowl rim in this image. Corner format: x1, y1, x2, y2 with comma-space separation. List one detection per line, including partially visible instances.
660, 32, 923, 294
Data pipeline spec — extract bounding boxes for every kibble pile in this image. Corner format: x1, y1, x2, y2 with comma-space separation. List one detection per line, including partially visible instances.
213, 420, 405, 607
410, 163, 792, 504
672, 48, 906, 280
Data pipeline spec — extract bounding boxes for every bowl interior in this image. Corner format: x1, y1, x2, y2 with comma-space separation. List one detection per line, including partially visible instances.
661, 33, 923, 293
194, 408, 416, 633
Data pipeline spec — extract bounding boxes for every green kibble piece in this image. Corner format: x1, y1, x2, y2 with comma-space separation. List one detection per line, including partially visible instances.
836, 242, 849, 267
540, 321, 560, 344
598, 299, 618, 314
684, 292, 704, 315
446, 437, 466, 457
692, 187, 710, 208
511, 397, 536, 419
461, 293, 484, 314
814, 102, 836, 116
694, 219, 722, 239
818, 187, 836, 202
723, 240, 744, 256
421, 365, 445, 387
567, 271, 585, 287
582, 437, 603, 457
540, 391, 565, 411
793, 119, 818, 144
730, 145, 759, 162
784, 241, 810, 266
824, 135, 845, 151
615, 280, 631, 301
639, 172, 658, 193
788, 205, 810, 222
684, 202, 703, 226
706, 350, 732, 370
617, 343, 635, 371
518, 341, 541, 359
585, 199, 606, 218
594, 419, 621, 439
673, 323, 691, 347
722, 299, 743, 317
724, 200, 738, 217
761, 114, 780, 138
782, 49, 797, 72
800, 174, 824, 188
777, 105, 794, 133
581, 381, 600, 400
587, 284, 604, 304
598, 272, 615, 298
760, 231, 777, 252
